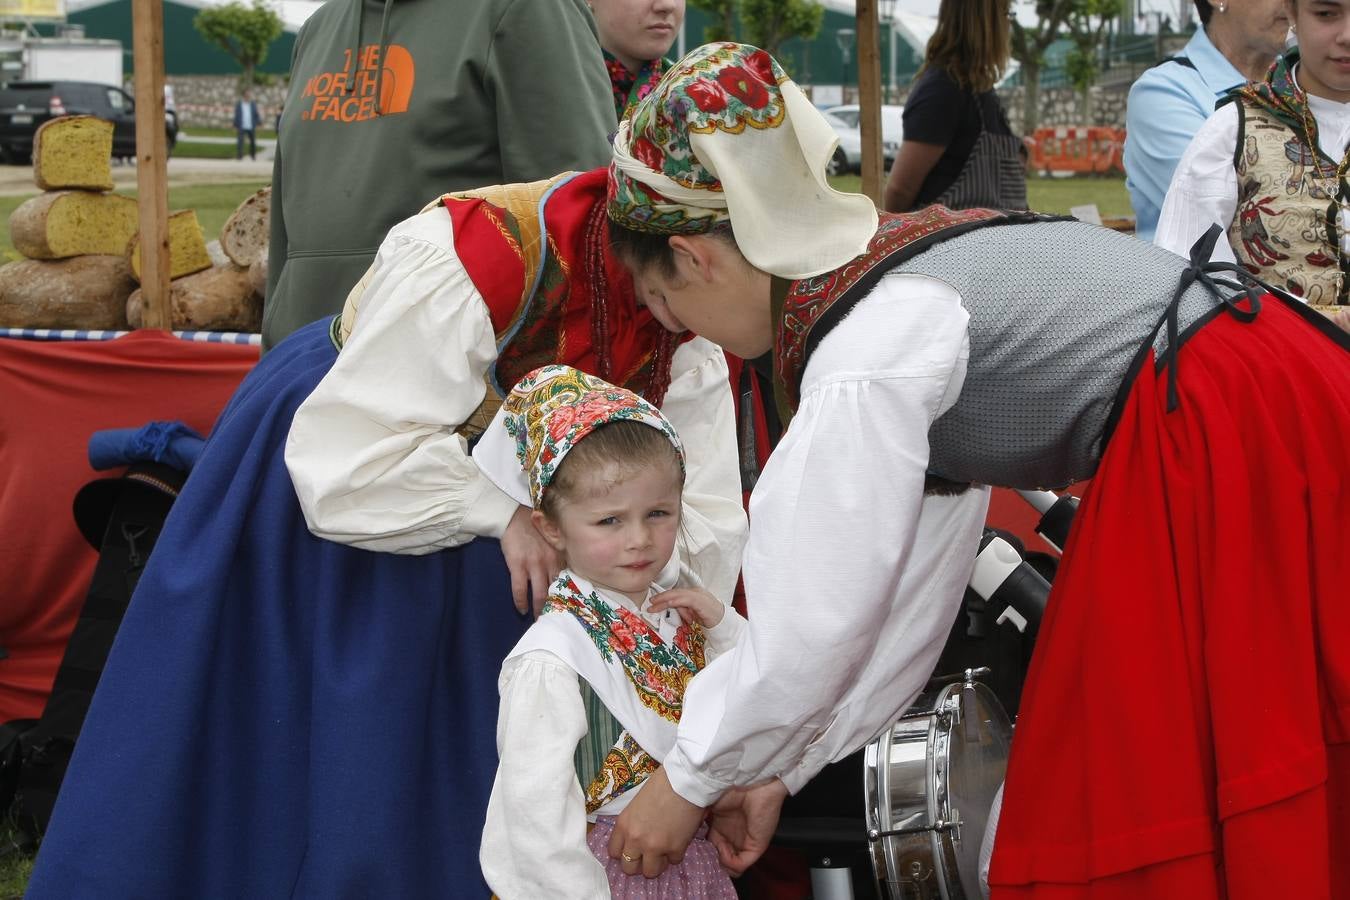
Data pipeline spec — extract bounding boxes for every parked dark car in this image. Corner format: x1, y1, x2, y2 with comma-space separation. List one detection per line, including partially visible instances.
0, 80, 178, 164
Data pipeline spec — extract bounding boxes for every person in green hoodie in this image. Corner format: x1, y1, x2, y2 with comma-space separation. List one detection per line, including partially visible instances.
262, 0, 617, 349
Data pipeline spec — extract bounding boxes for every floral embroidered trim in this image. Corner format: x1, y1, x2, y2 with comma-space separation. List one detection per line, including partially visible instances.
543, 573, 705, 723
584, 731, 659, 814
607, 52, 666, 122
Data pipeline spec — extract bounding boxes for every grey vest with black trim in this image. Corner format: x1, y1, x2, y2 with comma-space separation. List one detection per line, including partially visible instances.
884, 218, 1222, 490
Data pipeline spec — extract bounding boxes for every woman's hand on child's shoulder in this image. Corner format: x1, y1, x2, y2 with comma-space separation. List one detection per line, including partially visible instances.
648, 587, 725, 628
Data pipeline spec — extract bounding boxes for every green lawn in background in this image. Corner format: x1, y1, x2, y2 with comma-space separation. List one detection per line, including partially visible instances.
172, 141, 245, 160
0, 822, 33, 900
0, 181, 270, 262
179, 126, 277, 141
827, 174, 1134, 219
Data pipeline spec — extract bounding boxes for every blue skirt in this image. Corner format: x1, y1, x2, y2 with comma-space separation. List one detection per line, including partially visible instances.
27, 319, 531, 898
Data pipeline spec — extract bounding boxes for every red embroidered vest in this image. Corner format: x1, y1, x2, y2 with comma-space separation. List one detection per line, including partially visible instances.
441, 169, 685, 421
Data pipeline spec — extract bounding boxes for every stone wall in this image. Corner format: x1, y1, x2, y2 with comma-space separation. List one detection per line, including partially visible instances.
148, 75, 290, 131
168, 72, 1134, 134
996, 83, 1130, 133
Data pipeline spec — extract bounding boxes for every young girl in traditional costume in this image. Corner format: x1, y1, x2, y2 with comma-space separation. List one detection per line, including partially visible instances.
25, 171, 747, 899
602, 42, 1349, 899
1157, 0, 1350, 330
593, 0, 685, 121
477, 364, 741, 899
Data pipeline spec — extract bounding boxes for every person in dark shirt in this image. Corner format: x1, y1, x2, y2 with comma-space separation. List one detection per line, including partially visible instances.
883, 0, 1026, 212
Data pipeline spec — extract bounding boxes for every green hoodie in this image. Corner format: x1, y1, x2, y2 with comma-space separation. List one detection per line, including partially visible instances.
263, 0, 617, 349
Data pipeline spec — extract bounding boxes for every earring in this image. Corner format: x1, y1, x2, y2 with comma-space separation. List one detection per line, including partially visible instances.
1216, 0, 1227, 10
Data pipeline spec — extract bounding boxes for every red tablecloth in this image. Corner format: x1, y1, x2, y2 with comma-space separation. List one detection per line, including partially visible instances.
0, 333, 256, 722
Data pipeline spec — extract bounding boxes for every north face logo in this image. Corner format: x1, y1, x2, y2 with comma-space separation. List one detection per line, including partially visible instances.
300, 43, 415, 122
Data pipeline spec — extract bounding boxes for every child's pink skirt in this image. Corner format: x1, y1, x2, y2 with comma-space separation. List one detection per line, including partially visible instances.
587, 816, 737, 899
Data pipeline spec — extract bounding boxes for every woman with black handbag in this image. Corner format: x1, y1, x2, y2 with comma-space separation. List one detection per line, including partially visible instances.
883, 0, 1028, 213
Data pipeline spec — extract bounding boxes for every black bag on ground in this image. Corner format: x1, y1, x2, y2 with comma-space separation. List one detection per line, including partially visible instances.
11, 462, 185, 838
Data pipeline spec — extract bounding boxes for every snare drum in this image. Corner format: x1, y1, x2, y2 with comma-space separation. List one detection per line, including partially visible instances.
863, 673, 1011, 899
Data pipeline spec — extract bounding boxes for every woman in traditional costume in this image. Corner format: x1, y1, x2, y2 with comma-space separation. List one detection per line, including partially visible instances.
601, 42, 1350, 899
1157, 0, 1350, 331
593, 0, 685, 121
25, 169, 746, 899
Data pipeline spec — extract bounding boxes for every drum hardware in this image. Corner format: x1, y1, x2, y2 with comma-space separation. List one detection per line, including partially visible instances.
921, 666, 991, 691
867, 816, 962, 841
1015, 489, 1079, 554
968, 532, 1050, 640
864, 676, 1011, 900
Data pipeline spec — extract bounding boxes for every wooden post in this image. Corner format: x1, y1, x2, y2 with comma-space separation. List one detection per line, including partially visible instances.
132, 0, 171, 330
857, 0, 884, 206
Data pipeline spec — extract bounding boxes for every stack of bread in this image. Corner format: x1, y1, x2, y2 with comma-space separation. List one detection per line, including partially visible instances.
0, 115, 267, 332
127, 185, 269, 332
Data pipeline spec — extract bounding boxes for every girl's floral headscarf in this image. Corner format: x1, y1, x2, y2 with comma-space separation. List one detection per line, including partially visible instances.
473, 365, 683, 509
608, 42, 878, 279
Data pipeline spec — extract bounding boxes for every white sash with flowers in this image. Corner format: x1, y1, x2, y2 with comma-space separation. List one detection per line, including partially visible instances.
505, 570, 706, 815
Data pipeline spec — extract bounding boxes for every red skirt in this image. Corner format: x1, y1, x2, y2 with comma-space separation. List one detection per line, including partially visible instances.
990, 297, 1350, 899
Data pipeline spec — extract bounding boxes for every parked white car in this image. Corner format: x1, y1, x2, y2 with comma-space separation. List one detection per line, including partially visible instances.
821, 110, 863, 175
823, 103, 903, 165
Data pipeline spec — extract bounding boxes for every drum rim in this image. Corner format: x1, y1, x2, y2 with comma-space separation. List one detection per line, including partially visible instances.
864, 681, 1010, 899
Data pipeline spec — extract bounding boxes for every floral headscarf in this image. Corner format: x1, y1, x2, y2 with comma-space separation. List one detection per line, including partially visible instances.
1230, 48, 1306, 136
473, 364, 683, 509
605, 51, 665, 121
608, 42, 877, 279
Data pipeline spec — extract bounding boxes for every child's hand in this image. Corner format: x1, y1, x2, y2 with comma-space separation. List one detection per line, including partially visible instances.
647, 587, 725, 628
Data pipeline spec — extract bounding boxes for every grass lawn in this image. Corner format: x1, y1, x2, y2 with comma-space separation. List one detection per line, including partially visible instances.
828, 173, 1133, 219
0, 822, 33, 900
172, 141, 244, 160
179, 126, 277, 141
0, 181, 270, 262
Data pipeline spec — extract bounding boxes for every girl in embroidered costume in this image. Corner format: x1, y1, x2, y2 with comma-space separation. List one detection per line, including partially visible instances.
476, 365, 742, 899
592, 0, 684, 121
25, 172, 747, 899
1158, 0, 1350, 331
602, 42, 1350, 900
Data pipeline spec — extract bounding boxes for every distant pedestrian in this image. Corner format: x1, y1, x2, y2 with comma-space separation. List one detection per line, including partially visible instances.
234, 89, 260, 160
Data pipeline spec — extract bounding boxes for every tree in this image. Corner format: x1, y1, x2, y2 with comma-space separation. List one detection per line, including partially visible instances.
741, 0, 823, 59
1010, 0, 1080, 134
689, 0, 739, 43
1064, 0, 1124, 122
194, 0, 284, 90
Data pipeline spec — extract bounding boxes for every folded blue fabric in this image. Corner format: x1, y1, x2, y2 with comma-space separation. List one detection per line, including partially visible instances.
88, 420, 206, 472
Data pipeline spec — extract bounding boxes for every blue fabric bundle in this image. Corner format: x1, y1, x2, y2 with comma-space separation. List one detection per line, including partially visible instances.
87, 420, 206, 472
